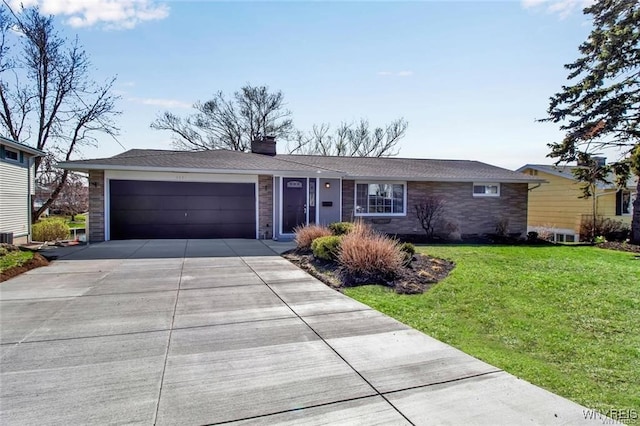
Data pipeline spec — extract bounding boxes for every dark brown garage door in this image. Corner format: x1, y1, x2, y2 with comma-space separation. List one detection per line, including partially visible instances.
109, 180, 256, 239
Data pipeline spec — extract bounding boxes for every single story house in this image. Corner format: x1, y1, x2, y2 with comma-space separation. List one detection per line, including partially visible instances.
517, 163, 637, 242
0, 136, 45, 244
58, 137, 543, 242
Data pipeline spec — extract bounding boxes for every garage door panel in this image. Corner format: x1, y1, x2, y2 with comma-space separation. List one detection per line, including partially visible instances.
109, 180, 256, 240
111, 195, 188, 211
183, 196, 255, 210
186, 209, 255, 223
182, 224, 255, 239
112, 209, 187, 226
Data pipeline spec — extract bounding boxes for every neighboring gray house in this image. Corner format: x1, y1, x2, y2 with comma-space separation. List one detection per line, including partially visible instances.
58, 138, 542, 242
0, 136, 45, 244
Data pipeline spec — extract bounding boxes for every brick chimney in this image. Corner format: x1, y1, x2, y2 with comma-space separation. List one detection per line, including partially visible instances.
251, 135, 276, 156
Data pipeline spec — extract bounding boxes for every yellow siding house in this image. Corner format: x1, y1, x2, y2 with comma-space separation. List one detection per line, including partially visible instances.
516, 164, 637, 242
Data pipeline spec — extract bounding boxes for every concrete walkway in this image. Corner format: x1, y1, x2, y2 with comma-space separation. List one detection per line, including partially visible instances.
1, 240, 597, 425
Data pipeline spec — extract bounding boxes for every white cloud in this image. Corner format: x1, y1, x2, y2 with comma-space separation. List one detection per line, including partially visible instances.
378, 71, 414, 77
521, 0, 594, 19
128, 97, 191, 109
8, 0, 169, 30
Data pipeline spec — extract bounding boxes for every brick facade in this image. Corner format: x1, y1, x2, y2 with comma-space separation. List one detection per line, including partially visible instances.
88, 170, 105, 242
342, 180, 528, 237
258, 175, 273, 239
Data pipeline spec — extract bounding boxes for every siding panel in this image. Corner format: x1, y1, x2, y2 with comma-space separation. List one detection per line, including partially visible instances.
0, 160, 29, 236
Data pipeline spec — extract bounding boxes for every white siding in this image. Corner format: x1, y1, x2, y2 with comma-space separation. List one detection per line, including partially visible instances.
0, 160, 30, 237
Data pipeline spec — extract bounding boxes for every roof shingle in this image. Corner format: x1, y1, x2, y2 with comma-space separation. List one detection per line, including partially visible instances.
59, 149, 541, 183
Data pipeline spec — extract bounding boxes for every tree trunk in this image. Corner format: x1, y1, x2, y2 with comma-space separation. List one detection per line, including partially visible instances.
631, 178, 640, 245
32, 170, 69, 223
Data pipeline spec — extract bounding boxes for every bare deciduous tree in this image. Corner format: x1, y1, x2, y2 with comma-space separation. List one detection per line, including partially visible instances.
36, 170, 87, 220
151, 85, 294, 151
415, 196, 445, 239
0, 5, 120, 222
287, 118, 408, 157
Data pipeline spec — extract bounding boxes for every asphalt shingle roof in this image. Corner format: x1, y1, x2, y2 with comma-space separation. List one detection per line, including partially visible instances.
518, 164, 637, 189
59, 148, 541, 183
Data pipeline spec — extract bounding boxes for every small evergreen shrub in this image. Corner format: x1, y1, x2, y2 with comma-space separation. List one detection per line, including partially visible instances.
311, 235, 342, 260
32, 219, 69, 242
328, 221, 355, 235
400, 242, 416, 257
399, 242, 416, 265
294, 224, 332, 250
337, 221, 404, 284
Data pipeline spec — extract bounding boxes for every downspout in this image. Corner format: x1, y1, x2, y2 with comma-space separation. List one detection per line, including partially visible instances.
27, 156, 32, 243
527, 183, 542, 191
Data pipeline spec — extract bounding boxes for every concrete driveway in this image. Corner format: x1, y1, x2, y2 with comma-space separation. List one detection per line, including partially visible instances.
1, 239, 596, 425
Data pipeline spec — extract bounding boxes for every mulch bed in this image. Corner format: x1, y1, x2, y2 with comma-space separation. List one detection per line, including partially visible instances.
597, 241, 640, 254
0, 252, 49, 283
283, 250, 455, 294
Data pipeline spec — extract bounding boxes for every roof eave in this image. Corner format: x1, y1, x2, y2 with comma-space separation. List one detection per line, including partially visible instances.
344, 175, 544, 184
0, 136, 45, 157
56, 162, 345, 177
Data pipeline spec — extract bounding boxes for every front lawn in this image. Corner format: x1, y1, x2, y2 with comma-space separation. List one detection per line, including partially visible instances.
345, 245, 640, 412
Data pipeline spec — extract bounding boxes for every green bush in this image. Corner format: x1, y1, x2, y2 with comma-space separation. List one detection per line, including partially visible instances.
311, 235, 342, 260
400, 242, 416, 256
32, 219, 70, 242
328, 222, 355, 235
400, 242, 416, 265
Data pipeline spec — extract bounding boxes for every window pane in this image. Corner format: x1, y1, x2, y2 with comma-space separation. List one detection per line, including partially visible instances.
622, 191, 631, 214
356, 184, 368, 213
487, 185, 499, 194
473, 185, 485, 194
5, 150, 18, 161
392, 184, 404, 213
356, 182, 405, 214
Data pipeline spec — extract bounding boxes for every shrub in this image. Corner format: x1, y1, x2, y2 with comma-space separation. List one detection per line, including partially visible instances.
337, 221, 404, 285
400, 242, 416, 256
495, 217, 509, 237
311, 235, 342, 260
328, 221, 355, 235
293, 224, 332, 250
32, 218, 69, 242
399, 242, 416, 265
579, 217, 629, 242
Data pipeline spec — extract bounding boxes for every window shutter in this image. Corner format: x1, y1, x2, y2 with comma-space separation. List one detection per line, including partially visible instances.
20, 151, 24, 163
615, 190, 622, 216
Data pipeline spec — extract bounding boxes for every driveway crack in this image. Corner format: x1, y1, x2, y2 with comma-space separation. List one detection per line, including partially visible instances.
240, 257, 415, 426
152, 240, 188, 425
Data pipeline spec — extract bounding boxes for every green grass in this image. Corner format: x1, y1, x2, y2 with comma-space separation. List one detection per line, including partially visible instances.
345, 245, 640, 412
41, 214, 85, 229
67, 213, 86, 229
0, 250, 33, 273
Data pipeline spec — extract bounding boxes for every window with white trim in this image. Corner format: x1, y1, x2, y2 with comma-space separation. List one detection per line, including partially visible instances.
473, 183, 500, 197
355, 182, 406, 215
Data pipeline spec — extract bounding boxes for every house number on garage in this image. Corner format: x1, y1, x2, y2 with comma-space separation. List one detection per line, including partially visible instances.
175, 175, 185, 181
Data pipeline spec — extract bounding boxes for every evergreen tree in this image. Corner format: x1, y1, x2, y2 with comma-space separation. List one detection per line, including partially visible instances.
542, 0, 640, 243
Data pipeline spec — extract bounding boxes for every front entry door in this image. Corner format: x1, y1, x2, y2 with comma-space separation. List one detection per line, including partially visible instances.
283, 178, 307, 233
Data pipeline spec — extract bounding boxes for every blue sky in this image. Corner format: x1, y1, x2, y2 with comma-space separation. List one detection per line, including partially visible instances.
10, 0, 596, 170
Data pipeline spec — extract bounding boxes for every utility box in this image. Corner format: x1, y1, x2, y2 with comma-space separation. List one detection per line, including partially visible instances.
0, 232, 14, 244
